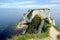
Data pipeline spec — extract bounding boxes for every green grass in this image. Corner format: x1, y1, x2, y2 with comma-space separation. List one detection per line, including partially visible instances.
12, 22, 51, 40
12, 30, 49, 40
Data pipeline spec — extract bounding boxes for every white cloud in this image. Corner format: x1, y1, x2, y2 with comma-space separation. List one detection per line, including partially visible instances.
0, 1, 37, 8
51, 0, 60, 2
15, 1, 36, 4
0, 1, 60, 8
0, 4, 59, 8
19, 4, 60, 8
0, 1, 36, 5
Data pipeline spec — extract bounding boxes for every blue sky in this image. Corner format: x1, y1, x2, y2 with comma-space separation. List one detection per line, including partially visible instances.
0, 0, 60, 9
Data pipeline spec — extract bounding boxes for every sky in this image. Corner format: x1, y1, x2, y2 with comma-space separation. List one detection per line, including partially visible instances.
0, 0, 60, 9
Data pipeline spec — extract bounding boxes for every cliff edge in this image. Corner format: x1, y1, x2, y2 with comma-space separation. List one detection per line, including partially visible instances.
12, 8, 60, 40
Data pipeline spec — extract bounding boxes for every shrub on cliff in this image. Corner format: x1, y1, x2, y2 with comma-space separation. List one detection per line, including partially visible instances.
42, 18, 51, 32
44, 18, 50, 24
42, 23, 51, 32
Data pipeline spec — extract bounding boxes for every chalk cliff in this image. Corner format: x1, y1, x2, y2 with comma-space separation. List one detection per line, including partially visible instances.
16, 8, 55, 34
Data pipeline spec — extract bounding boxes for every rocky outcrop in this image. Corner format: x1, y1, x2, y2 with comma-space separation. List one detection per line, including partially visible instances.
23, 8, 50, 23
16, 8, 55, 34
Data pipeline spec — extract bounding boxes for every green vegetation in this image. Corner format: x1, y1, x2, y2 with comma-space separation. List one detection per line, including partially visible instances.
42, 18, 51, 32
26, 15, 42, 33
12, 31, 49, 40
44, 18, 50, 24
39, 8, 50, 10
42, 23, 51, 32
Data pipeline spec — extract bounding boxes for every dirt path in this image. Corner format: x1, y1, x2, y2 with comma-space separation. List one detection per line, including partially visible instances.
49, 26, 60, 40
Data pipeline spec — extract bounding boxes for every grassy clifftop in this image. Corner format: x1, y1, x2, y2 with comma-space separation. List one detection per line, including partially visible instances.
12, 15, 53, 40
11, 9, 60, 40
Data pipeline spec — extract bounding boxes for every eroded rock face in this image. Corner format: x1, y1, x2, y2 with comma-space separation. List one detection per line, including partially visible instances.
23, 9, 50, 23
26, 15, 42, 33
25, 9, 51, 33
32, 9, 50, 18
38, 20, 44, 33
16, 8, 55, 34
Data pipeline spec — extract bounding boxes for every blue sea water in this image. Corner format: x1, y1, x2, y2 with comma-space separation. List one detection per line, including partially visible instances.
0, 8, 60, 39
50, 9, 60, 26
0, 8, 28, 39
